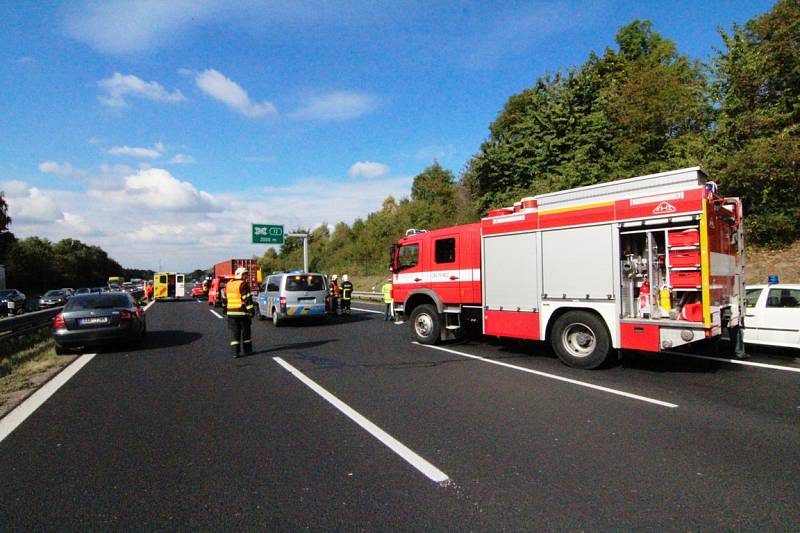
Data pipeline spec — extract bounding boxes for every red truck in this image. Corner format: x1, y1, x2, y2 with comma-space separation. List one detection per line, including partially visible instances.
214, 259, 262, 293
390, 167, 745, 369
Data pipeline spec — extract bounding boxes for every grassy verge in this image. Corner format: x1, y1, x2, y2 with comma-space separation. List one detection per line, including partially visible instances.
0, 330, 76, 418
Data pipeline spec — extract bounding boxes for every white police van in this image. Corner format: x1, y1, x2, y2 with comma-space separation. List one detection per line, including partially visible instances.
257, 272, 329, 326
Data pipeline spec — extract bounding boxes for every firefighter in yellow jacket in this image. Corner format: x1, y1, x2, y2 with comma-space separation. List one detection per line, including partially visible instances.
225, 267, 255, 357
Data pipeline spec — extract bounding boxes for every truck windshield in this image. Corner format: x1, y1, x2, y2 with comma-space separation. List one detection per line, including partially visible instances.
397, 244, 419, 271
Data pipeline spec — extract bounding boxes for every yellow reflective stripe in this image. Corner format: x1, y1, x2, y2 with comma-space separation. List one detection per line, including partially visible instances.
230, 341, 239, 345
227, 311, 247, 316
539, 200, 615, 215
700, 200, 711, 327
301, 307, 310, 315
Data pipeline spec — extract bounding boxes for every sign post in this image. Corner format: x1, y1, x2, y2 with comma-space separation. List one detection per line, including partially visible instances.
252, 224, 284, 245
287, 233, 309, 273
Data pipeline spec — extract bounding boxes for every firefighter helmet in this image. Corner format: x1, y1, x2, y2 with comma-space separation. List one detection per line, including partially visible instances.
331, 274, 338, 281
234, 267, 248, 279
342, 274, 349, 282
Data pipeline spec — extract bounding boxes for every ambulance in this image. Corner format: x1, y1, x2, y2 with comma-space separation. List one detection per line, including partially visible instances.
153, 272, 186, 300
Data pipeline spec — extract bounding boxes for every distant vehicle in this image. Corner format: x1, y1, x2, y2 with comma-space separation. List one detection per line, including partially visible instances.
208, 276, 227, 307
214, 259, 261, 293
38, 289, 69, 309
92, 287, 105, 293
744, 284, 800, 349
153, 272, 185, 300
108, 276, 124, 286
257, 272, 329, 326
0, 289, 27, 316
52, 292, 146, 355
190, 282, 205, 298
75, 288, 91, 295
61, 288, 75, 297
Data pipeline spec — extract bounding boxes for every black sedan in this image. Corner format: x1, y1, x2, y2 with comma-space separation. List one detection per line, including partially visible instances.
38, 289, 69, 309
0, 289, 27, 316
52, 292, 146, 354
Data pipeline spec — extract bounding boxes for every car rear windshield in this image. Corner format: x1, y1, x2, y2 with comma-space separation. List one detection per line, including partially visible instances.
66, 294, 131, 310
44, 290, 65, 297
285, 275, 325, 292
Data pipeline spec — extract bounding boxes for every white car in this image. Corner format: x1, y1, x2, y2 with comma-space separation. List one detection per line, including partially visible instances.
744, 284, 800, 349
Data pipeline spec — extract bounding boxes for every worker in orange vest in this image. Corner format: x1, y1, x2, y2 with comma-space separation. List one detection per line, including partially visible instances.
225, 267, 255, 357
144, 281, 153, 302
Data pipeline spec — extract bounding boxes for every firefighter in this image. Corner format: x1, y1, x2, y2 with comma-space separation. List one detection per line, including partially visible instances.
381, 278, 393, 321
329, 274, 340, 316
340, 274, 353, 316
225, 267, 255, 358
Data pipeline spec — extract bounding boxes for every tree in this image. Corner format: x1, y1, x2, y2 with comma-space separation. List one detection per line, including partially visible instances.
710, 0, 800, 245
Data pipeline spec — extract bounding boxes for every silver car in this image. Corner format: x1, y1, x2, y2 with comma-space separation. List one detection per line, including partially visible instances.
257, 273, 329, 326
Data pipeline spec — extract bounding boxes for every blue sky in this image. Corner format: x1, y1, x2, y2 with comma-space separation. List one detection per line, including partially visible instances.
0, 0, 775, 271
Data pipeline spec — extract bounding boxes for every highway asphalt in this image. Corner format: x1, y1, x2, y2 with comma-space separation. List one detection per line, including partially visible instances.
0, 299, 798, 530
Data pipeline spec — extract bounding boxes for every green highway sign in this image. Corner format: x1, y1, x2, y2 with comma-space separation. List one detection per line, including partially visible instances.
252, 223, 284, 244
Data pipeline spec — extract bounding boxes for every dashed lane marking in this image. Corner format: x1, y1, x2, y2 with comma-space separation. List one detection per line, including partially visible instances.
0, 353, 97, 443
142, 300, 156, 312
273, 356, 451, 485
209, 309, 224, 319
671, 352, 800, 373
415, 343, 678, 409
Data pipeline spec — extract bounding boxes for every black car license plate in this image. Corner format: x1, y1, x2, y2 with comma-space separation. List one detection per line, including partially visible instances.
80, 317, 109, 325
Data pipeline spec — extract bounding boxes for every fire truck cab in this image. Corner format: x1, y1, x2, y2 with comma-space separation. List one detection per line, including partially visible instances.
390, 167, 745, 369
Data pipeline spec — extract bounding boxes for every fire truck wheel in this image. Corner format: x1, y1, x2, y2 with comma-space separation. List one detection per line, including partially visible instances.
410, 304, 440, 344
552, 311, 610, 369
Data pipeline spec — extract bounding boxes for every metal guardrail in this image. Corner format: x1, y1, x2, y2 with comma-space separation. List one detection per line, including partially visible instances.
0, 307, 63, 340
352, 291, 383, 302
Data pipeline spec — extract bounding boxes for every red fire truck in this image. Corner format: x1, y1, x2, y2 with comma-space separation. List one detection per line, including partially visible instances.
390, 167, 745, 369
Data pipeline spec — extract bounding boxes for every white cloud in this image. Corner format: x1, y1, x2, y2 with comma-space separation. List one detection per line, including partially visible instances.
65, 1, 225, 54
131, 221, 217, 243
98, 73, 185, 108
195, 69, 277, 118
169, 154, 195, 164
56, 212, 99, 237
0, 180, 32, 196
38, 161, 87, 176
291, 91, 377, 121
7, 187, 63, 223
89, 167, 219, 213
348, 161, 389, 179
108, 143, 164, 159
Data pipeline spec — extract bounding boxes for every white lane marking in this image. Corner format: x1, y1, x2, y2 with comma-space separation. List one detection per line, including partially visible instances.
672, 352, 800, 373
0, 353, 97, 442
352, 307, 383, 315
142, 300, 156, 312
209, 309, 224, 319
273, 356, 450, 485
416, 343, 678, 409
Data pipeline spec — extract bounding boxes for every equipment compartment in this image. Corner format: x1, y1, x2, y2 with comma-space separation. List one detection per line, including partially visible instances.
669, 250, 701, 267
668, 229, 699, 247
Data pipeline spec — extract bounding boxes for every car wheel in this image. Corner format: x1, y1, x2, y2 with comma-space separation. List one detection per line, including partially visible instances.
410, 304, 441, 344
272, 308, 282, 327
551, 311, 611, 369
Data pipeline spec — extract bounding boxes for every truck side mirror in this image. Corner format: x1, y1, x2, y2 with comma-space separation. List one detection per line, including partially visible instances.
388, 244, 399, 273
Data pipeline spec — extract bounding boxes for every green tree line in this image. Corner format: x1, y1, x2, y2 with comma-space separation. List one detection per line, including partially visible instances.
263, 0, 799, 276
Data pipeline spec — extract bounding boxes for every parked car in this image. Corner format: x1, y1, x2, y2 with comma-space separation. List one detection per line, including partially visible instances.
38, 289, 70, 309
257, 272, 329, 326
61, 288, 75, 298
744, 284, 800, 349
52, 292, 146, 354
0, 289, 27, 316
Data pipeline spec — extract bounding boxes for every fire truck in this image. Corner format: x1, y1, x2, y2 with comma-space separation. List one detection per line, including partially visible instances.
390, 167, 745, 369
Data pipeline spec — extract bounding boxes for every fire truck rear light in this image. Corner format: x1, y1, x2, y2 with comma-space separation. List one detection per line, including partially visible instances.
52, 313, 65, 328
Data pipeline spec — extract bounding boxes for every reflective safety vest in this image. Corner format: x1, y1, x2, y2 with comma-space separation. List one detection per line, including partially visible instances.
341, 281, 353, 300
382, 283, 392, 304
226, 280, 253, 316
